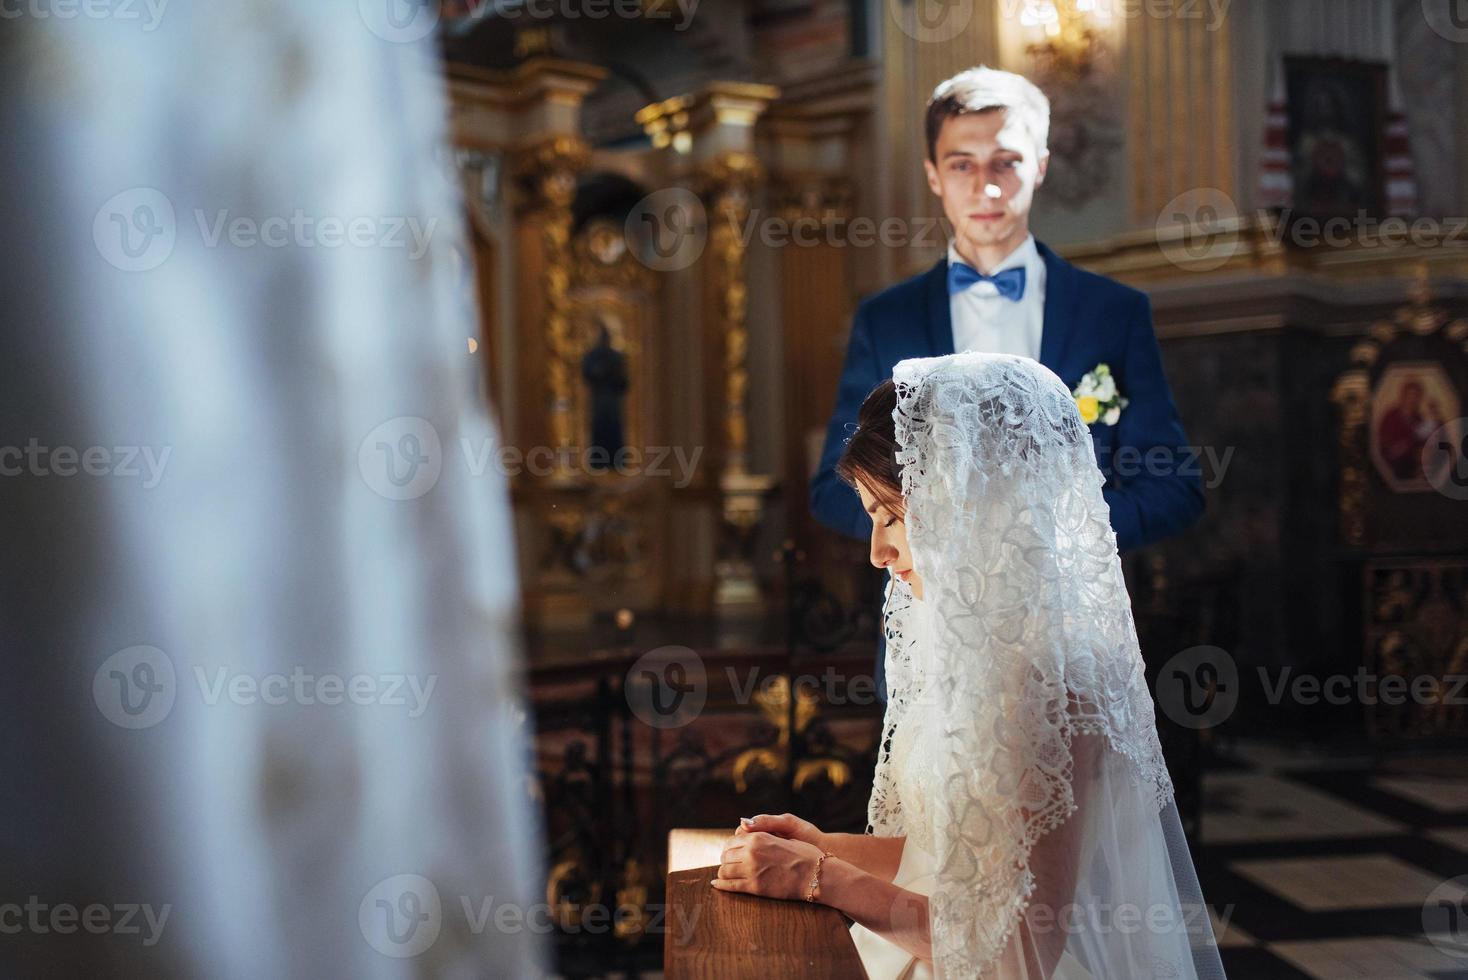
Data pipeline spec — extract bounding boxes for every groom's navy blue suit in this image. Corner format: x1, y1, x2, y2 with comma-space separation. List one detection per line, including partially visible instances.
810, 241, 1203, 699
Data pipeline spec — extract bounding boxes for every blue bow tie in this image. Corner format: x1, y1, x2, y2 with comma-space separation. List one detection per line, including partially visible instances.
947, 261, 1026, 301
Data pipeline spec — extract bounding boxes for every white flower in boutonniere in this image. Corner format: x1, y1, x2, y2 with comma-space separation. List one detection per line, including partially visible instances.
1072, 363, 1128, 426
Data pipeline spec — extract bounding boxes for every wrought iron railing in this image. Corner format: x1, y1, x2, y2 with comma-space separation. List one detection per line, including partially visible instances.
527, 546, 885, 976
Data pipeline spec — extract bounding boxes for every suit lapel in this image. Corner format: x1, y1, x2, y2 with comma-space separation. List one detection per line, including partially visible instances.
923, 258, 955, 358
1036, 239, 1077, 375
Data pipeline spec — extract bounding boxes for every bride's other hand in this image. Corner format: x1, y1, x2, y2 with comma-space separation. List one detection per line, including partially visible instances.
711, 832, 825, 901
735, 812, 827, 850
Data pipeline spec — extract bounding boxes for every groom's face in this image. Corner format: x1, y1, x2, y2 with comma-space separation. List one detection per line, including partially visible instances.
924, 108, 1049, 255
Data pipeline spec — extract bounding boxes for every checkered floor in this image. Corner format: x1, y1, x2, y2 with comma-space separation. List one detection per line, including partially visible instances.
1197, 739, 1468, 979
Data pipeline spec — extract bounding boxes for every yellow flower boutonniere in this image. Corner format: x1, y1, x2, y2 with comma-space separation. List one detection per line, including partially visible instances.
1072, 364, 1127, 426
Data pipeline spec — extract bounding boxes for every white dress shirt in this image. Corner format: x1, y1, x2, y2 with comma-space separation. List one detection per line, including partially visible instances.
947, 234, 1047, 361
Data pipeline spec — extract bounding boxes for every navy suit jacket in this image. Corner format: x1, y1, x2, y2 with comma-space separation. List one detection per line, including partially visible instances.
810, 241, 1204, 697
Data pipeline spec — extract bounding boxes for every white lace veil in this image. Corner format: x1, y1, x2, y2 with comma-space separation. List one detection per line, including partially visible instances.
867, 352, 1227, 979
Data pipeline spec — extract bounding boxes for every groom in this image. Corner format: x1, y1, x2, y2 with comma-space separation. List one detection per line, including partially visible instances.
811, 66, 1204, 700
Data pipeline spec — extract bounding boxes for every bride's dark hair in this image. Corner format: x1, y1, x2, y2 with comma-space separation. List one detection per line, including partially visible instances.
835, 379, 906, 516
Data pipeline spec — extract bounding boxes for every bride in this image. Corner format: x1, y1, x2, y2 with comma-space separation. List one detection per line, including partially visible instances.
712, 352, 1227, 979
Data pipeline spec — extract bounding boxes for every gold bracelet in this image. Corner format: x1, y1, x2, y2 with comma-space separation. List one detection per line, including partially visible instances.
804, 851, 834, 903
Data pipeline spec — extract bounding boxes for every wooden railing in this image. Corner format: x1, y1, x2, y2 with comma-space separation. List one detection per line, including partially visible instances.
664, 829, 866, 979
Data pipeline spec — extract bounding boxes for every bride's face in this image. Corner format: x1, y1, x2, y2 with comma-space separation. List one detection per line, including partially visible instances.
855, 480, 924, 600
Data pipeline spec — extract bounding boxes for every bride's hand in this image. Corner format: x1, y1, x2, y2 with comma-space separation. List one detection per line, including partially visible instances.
735, 812, 828, 851
711, 831, 826, 901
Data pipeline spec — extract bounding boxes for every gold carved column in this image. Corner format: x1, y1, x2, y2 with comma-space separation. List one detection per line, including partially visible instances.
514, 136, 590, 482
511, 135, 596, 628
697, 85, 780, 614
447, 57, 606, 449
700, 151, 763, 480
700, 149, 775, 611
641, 82, 781, 614
446, 55, 604, 631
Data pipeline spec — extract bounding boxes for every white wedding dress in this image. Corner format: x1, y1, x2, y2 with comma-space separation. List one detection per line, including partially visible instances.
847, 352, 1225, 979
849, 592, 1095, 980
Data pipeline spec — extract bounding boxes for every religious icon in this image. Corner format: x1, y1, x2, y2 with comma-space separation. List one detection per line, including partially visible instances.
1284, 57, 1387, 219
1369, 363, 1461, 493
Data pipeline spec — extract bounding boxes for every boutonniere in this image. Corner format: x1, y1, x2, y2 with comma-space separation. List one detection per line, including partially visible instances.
1072, 363, 1128, 426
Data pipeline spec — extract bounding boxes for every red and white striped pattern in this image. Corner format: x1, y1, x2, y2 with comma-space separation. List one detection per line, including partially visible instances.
1257, 58, 1293, 211
1258, 54, 1419, 218
1383, 108, 1418, 217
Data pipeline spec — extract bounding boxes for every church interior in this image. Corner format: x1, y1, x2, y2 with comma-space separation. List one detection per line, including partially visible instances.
456, 3, 1468, 977
6, 1, 1468, 979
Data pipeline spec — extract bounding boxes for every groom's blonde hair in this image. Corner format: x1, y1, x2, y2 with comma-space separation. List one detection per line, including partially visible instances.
926, 66, 1051, 163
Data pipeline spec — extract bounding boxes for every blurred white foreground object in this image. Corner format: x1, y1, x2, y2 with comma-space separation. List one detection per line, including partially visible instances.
0, 3, 544, 977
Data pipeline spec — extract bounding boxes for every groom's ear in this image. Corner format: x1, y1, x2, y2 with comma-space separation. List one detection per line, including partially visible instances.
923, 157, 942, 198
